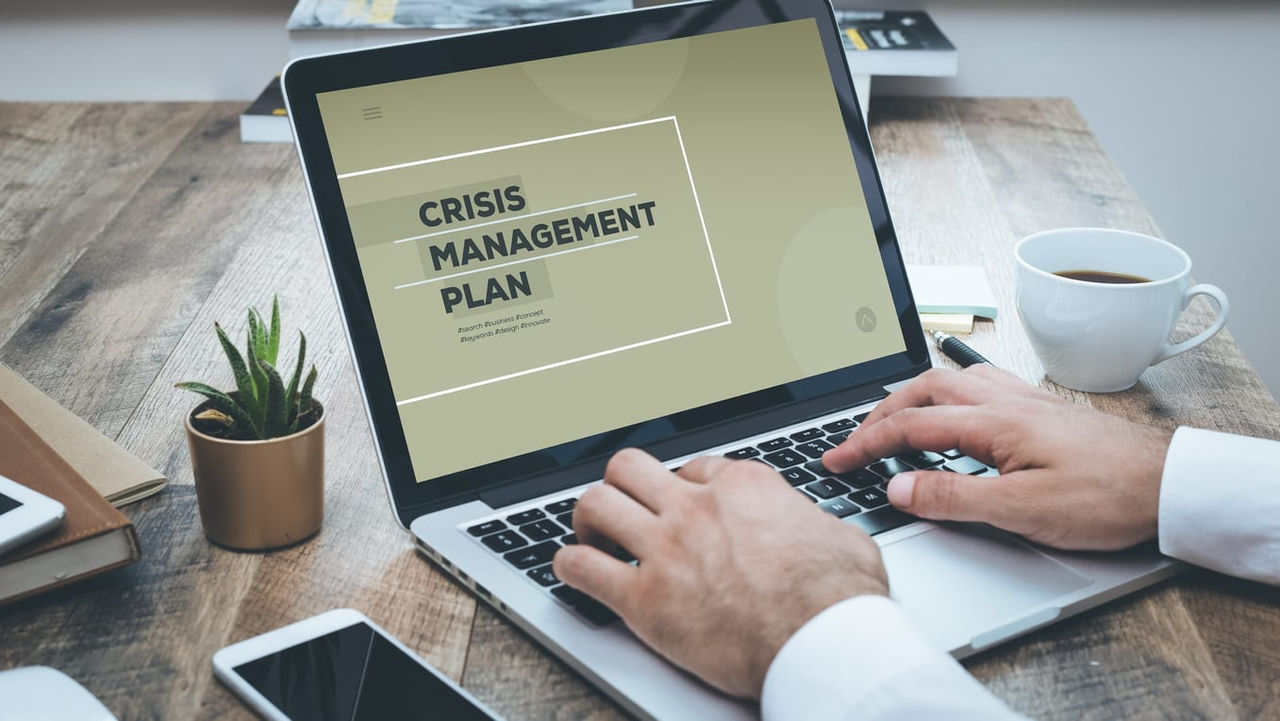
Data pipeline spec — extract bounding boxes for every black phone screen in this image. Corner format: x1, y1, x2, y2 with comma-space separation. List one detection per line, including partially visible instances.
233, 622, 495, 720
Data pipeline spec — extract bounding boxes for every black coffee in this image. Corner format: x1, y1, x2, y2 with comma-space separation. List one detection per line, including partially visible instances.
1053, 269, 1151, 284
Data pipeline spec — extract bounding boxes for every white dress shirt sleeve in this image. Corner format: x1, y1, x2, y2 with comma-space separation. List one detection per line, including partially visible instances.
761, 594, 1026, 721
1159, 426, 1280, 585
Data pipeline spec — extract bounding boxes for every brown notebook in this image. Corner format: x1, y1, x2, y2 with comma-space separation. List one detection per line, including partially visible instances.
0, 362, 167, 507
0, 399, 141, 605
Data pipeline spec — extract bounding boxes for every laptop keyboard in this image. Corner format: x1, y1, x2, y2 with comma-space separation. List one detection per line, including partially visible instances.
461, 410, 994, 626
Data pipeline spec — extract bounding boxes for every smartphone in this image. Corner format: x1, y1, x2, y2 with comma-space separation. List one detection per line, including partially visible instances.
212, 609, 501, 721
0, 474, 66, 556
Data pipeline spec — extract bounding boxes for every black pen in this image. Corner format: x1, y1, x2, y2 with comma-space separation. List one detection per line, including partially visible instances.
931, 330, 991, 368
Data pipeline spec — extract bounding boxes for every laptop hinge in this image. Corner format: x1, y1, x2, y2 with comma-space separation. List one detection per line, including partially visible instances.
478, 378, 908, 510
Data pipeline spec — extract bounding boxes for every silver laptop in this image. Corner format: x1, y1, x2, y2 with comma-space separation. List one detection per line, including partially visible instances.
282, 0, 1179, 717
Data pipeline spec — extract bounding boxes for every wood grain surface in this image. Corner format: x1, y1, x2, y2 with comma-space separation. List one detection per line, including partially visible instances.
0, 98, 1275, 720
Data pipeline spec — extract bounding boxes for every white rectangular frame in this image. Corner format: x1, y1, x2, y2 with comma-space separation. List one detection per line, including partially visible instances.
335, 116, 732, 408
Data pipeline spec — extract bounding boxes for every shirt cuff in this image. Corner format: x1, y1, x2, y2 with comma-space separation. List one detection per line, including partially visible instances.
1159, 427, 1280, 585
761, 594, 1017, 721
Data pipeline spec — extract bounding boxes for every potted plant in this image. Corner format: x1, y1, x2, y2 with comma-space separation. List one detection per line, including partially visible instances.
177, 297, 323, 551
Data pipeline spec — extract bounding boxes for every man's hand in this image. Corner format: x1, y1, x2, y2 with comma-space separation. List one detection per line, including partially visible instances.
823, 365, 1174, 550
552, 449, 887, 699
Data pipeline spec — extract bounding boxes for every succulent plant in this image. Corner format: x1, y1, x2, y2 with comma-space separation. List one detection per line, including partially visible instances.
177, 297, 319, 440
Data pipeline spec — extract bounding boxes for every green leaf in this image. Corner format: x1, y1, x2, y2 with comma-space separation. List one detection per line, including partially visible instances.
284, 330, 306, 427
267, 295, 281, 366
256, 355, 288, 438
176, 381, 258, 437
246, 307, 259, 356
248, 307, 268, 363
245, 311, 262, 400
215, 322, 260, 425
293, 365, 318, 433
247, 339, 269, 432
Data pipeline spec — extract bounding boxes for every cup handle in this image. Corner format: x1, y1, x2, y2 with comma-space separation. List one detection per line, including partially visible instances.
1153, 283, 1230, 364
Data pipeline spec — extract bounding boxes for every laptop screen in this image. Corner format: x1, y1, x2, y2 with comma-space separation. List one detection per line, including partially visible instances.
314, 18, 905, 484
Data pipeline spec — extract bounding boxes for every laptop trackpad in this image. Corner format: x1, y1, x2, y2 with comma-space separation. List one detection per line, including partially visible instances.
881, 525, 1093, 649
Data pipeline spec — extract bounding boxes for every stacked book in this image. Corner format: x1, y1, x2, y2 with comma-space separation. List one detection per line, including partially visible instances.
835, 10, 957, 78
0, 363, 167, 605
242, 1, 957, 141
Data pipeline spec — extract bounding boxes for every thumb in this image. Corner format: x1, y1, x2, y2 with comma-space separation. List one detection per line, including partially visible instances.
886, 470, 1007, 523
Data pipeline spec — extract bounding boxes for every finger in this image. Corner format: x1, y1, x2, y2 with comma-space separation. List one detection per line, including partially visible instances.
675, 455, 737, 484
553, 544, 637, 615
604, 447, 679, 512
824, 405, 996, 471
887, 469, 1035, 533
963, 364, 1055, 399
858, 368, 997, 429
573, 483, 660, 558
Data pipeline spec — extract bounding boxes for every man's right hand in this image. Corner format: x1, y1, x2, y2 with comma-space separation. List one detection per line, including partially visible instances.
823, 366, 1174, 550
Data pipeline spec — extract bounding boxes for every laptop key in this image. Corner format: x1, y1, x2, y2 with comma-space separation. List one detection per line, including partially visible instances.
504, 541, 559, 569
849, 488, 889, 509
853, 412, 870, 423
561, 533, 578, 545
802, 460, 880, 489
845, 507, 914, 536
944, 456, 988, 475
481, 530, 526, 553
803, 459, 832, 476
845, 469, 883, 489
467, 520, 506, 537
899, 450, 946, 468
940, 448, 965, 459
551, 585, 619, 625
780, 467, 816, 486
725, 446, 761, 460
758, 437, 792, 452
869, 458, 913, 479
520, 519, 566, 542
826, 430, 851, 446
507, 508, 546, 525
818, 496, 860, 518
557, 512, 574, 531
795, 439, 835, 459
821, 418, 857, 433
790, 428, 824, 442
528, 564, 559, 587
762, 449, 807, 468
544, 498, 577, 515
804, 478, 851, 499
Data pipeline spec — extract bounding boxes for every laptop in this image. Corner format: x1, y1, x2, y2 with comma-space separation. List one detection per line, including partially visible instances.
281, 0, 1179, 717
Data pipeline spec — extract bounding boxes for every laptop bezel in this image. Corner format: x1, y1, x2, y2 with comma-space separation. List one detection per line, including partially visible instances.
282, 0, 930, 525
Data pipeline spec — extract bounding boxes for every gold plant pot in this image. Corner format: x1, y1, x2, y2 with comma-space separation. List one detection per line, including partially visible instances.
185, 402, 324, 551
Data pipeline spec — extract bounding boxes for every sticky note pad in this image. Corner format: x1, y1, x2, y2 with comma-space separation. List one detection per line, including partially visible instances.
906, 265, 998, 319
919, 313, 974, 334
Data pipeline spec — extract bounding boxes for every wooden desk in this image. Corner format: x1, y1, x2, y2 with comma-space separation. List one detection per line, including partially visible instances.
1, 98, 1276, 720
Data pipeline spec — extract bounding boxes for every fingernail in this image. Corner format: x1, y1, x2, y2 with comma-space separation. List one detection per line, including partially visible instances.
887, 474, 916, 508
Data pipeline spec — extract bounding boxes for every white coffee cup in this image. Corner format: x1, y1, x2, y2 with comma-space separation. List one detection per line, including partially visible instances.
1014, 228, 1229, 393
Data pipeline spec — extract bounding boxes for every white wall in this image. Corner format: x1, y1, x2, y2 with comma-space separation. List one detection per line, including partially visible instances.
0, 0, 295, 102
3, 0, 1277, 397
